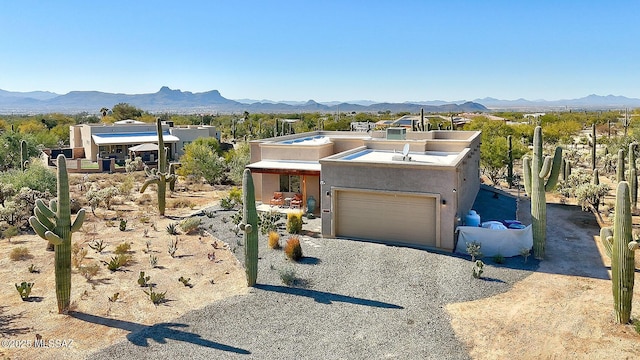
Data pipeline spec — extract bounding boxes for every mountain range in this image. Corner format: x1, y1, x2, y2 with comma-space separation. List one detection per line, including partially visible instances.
1, 86, 638, 114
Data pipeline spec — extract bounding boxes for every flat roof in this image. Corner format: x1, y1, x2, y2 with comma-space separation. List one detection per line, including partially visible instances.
247, 160, 321, 175
339, 149, 459, 165
278, 135, 332, 145
92, 131, 180, 145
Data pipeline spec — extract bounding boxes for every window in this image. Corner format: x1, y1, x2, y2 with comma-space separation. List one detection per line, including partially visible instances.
279, 175, 300, 193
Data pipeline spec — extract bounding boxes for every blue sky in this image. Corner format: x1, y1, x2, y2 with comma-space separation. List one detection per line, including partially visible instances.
1, 1, 639, 102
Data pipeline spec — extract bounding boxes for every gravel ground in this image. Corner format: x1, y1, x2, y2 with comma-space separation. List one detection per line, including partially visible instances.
91, 195, 538, 360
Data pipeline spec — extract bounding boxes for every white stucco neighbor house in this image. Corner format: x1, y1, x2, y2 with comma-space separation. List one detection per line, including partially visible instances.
247, 129, 481, 252
69, 120, 221, 162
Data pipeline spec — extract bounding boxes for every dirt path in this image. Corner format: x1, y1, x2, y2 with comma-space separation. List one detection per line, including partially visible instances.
447, 199, 640, 359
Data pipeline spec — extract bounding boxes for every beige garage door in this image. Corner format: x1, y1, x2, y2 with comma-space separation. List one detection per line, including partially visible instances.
335, 190, 437, 248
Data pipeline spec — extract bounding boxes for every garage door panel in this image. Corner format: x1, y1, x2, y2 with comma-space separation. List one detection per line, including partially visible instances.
335, 190, 436, 247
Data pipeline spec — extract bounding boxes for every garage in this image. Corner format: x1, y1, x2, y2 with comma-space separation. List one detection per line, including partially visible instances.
333, 189, 439, 248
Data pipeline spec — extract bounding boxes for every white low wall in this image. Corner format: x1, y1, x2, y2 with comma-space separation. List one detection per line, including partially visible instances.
455, 225, 533, 257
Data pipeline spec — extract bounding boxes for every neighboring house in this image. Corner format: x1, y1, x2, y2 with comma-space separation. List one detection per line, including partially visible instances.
69, 120, 220, 162
248, 129, 481, 252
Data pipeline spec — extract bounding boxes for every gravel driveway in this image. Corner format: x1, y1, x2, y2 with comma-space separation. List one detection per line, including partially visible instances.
91, 188, 537, 359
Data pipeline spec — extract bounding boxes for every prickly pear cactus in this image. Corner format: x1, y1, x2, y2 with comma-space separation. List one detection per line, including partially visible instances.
239, 169, 258, 286
140, 118, 177, 216
522, 126, 562, 259
28, 155, 86, 314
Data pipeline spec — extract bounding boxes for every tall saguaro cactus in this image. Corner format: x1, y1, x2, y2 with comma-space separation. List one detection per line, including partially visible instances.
140, 118, 177, 216
591, 123, 597, 170
523, 126, 562, 259
616, 149, 625, 183
600, 182, 638, 323
629, 143, 637, 210
20, 139, 28, 171
28, 155, 86, 314
239, 169, 258, 286
506, 135, 514, 188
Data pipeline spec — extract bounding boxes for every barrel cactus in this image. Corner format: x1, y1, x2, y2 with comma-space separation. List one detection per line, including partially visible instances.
239, 169, 258, 286
522, 126, 562, 259
602, 181, 637, 324
140, 118, 177, 216
28, 155, 86, 314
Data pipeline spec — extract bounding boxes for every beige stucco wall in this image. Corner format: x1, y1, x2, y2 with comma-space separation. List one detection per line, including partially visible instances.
259, 143, 334, 161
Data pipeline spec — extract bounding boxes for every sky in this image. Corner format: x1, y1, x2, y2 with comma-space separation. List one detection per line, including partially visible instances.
1, 0, 640, 103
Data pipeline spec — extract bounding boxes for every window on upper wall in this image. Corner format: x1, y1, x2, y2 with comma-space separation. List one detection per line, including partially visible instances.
279, 175, 300, 193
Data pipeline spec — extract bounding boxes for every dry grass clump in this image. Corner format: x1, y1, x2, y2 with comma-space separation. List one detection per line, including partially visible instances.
136, 193, 155, 206
78, 262, 101, 280
268, 231, 280, 249
180, 217, 201, 234
169, 198, 195, 209
9, 247, 32, 261
284, 236, 302, 261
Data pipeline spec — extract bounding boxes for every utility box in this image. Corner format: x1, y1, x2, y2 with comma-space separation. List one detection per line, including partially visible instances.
386, 127, 406, 140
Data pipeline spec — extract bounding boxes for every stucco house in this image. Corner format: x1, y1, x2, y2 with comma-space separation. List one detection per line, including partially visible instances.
247, 129, 481, 252
69, 120, 220, 162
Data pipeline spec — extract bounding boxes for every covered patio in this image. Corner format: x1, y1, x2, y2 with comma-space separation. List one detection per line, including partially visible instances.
247, 160, 321, 214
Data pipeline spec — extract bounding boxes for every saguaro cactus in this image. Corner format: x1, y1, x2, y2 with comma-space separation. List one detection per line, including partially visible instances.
616, 149, 625, 183
591, 123, 597, 170
607, 181, 636, 323
506, 135, 514, 188
20, 139, 28, 171
523, 126, 562, 259
239, 169, 258, 286
140, 118, 177, 216
629, 143, 637, 210
28, 155, 85, 314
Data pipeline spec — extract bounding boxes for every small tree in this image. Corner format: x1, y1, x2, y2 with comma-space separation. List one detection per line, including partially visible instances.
178, 141, 226, 185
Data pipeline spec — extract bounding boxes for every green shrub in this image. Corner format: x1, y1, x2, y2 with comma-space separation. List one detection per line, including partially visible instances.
114, 242, 132, 255
219, 196, 235, 210
228, 187, 243, 206
119, 219, 128, 231
279, 268, 297, 286
492, 254, 505, 264
259, 210, 282, 234
180, 217, 201, 234
78, 263, 100, 280
9, 247, 32, 261
284, 236, 303, 261
286, 212, 303, 234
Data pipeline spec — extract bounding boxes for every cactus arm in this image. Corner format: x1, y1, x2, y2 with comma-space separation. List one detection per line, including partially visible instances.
523, 156, 532, 196
50, 199, 57, 213
29, 216, 50, 239
34, 207, 56, 229
71, 209, 86, 232
629, 241, 639, 251
544, 147, 563, 191
36, 199, 56, 219
140, 177, 160, 193
539, 156, 553, 179
600, 227, 613, 259
44, 231, 64, 246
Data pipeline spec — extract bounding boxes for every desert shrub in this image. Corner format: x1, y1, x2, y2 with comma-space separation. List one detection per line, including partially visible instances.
125, 156, 143, 173
492, 254, 505, 264
2, 225, 19, 241
117, 175, 135, 198
279, 268, 297, 286
228, 187, 243, 206
466, 241, 483, 262
78, 262, 100, 280
268, 231, 280, 249
286, 212, 303, 234
180, 217, 201, 234
114, 242, 132, 255
259, 210, 282, 234
10, 247, 32, 261
284, 236, 303, 261
71, 243, 88, 268
0, 161, 57, 194
136, 193, 154, 205
169, 198, 195, 209
219, 196, 235, 210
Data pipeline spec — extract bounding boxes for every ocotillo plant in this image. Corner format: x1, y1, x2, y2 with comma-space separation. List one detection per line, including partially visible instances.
591, 123, 597, 170
239, 169, 258, 286
629, 143, 637, 210
616, 149, 625, 183
608, 181, 636, 324
506, 135, 514, 188
28, 155, 86, 314
20, 139, 28, 171
140, 118, 177, 216
523, 126, 562, 259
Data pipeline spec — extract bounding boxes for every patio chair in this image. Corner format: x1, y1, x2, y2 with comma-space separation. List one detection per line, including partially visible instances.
290, 193, 303, 209
270, 192, 284, 207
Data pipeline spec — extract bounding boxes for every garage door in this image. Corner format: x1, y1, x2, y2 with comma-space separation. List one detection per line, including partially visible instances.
334, 190, 437, 248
